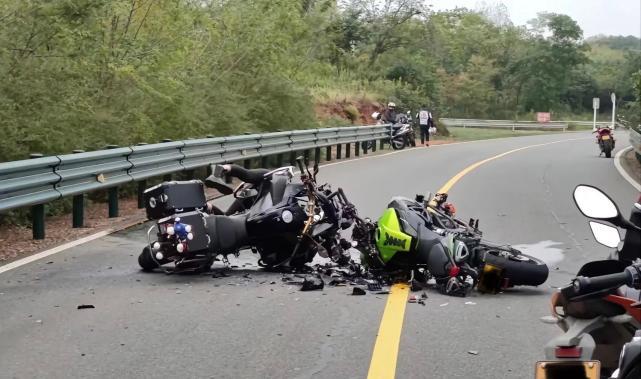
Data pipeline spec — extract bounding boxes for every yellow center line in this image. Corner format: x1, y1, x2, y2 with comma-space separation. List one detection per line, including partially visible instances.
366, 136, 588, 379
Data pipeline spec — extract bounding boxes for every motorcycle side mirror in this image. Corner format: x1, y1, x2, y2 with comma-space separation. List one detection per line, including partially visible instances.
574, 185, 641, 233
588, 221, 621, 248
573, 184, 620, 220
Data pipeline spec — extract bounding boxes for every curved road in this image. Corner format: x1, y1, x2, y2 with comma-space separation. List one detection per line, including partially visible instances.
0, 131, 637, 379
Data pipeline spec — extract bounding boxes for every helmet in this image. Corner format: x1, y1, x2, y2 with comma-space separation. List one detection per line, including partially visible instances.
387, 102, 396, 108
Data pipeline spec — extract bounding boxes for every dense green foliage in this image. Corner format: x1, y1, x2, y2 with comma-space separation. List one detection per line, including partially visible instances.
1, 0, 639, 162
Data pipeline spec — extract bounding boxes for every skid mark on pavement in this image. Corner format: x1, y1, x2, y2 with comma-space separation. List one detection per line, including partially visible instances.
366, 136, 589, 379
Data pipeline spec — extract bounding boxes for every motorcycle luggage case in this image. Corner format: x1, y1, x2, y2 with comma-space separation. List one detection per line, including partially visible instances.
144, 180, 207, 220
158, 211, 210, 252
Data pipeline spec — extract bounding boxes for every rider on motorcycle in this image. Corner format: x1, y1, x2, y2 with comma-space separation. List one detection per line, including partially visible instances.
382, 102, 398, 124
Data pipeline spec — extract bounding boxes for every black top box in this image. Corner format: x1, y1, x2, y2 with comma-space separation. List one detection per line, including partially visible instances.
144, 180, 207, 220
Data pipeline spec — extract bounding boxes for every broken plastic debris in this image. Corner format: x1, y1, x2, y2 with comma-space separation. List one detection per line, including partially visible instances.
300, 276, 324, 291
465, 301, 476, 305
418, 299, 426, 306
421, 292, 428, 299
408, 295, 417, 303
77, 304, 95, 310
366, 280, 382, 292
352, 287, 366, 296
439, 303, 449, 307
468, 350, 479, 355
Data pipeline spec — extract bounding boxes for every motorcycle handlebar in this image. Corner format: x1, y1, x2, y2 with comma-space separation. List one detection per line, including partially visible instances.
569, 264, 641, 297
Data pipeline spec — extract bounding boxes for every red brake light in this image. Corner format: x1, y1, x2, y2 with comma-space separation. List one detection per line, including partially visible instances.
555, 346, 582, 358
449, 265, 460, 277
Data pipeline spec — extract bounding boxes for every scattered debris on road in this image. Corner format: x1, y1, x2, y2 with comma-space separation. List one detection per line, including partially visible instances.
352, 287, 366, 296
300, 276, 324, 291
77, 304, 95, 310
468, 350, 479, 355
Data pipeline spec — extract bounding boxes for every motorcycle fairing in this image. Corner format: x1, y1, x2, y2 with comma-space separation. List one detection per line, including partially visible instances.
375, 208, 413, 262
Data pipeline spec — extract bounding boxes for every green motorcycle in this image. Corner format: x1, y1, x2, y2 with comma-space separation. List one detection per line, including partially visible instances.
351, 196, 476, 296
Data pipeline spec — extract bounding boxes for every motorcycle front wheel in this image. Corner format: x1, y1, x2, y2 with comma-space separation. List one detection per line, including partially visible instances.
480, 247, 548, 286
391, 137, 406, 150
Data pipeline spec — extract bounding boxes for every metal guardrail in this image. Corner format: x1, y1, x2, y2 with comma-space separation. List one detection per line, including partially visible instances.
440, 118, 568, 131
0, 125, 391, 239
630, 128, 641, 157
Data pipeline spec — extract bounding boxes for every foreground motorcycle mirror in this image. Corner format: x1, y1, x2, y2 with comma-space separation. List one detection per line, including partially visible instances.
588, 221, 621, 248
573, 185, 619, 220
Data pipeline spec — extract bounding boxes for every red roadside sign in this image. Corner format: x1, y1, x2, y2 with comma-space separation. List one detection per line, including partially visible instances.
537, 112, 550, 123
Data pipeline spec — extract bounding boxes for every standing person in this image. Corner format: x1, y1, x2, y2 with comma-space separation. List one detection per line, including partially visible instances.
416, 107, 433, 146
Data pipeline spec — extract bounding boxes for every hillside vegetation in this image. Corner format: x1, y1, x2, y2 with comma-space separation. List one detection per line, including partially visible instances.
1, 0, 640, 162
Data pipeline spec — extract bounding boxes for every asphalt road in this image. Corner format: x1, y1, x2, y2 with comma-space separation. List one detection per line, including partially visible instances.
0, 131, 638, 379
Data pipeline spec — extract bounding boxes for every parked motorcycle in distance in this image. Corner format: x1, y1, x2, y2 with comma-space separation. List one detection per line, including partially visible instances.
389, 113, 416, 150
138, 157, 356, 273
538, 185, 641, 379
594, 127, 615, 158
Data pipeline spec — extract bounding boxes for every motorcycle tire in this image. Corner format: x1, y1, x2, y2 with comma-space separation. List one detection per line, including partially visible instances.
481, 247, 548, 286
391, 138, 406, 150
604, 141, 612, 158
138, 246, 161, 272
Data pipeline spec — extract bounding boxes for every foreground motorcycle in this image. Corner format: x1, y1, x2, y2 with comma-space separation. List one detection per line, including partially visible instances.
425, 192, 549, 289
539, 185, 641, 378
138, 158, 355, 273
594, 127, 615, 158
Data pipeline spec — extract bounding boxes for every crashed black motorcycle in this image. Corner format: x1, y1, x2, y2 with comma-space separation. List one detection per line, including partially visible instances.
138, 158, 356, 273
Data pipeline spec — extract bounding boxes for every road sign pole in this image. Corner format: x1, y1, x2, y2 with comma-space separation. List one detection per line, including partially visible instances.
592, 97, 600, 131
611, 93, 616, 129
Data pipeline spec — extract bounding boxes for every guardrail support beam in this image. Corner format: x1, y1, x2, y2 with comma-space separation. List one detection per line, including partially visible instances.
276, 153, 283, 168
72, 195, 84, 228
243, 159, 251, 169
325, 146, 332, 161
345, 143, 351, 158
314, 147, 321, 164
372, 140, 377, 152
355, 142, 360, 157
108, 187, 119, 218
138, 180, 147, 209
32, 204, 45, 240
289, 151, 296, 165
303, 149, 310, 164
336, 144, 342, 159
363, 142, 368, 155
380, 139, 385, 150
261, 156, 268, 168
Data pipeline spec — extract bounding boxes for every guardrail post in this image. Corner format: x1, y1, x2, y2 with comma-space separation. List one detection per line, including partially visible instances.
314, 147, 321, 164
325, 146, 332, 162
105, 145, 120, 218
372, 140, 377, 152
363, 142, 368, 155
355, 142, 360, 157
137, 181, 147, 209
303, 149, 310, 164
336, 144, 342, 159
345, 143, 351, 158
243, 158, 252, 169
380, 139, 385, 150
512, 124, 515, 132
261, 156, 268, 168
71, 149, 86, 228
289, 151, 296, 165
276, 153, 283, 167
29, 153, 46, 239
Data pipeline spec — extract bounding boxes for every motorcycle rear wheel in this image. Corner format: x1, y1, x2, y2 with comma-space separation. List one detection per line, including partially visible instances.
138, 246, 161, 271
480, 247, 548, 286
603, 140, 613, 158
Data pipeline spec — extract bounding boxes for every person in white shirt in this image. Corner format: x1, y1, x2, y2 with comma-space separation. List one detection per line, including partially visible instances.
416, 108, 434, 146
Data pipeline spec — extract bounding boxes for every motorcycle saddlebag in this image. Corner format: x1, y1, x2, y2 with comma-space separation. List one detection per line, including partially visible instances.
157, 211, 210, 252
144, 180, 207, 220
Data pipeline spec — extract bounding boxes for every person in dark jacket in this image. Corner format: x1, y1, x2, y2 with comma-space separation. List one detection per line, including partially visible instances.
382, 102, 398, 124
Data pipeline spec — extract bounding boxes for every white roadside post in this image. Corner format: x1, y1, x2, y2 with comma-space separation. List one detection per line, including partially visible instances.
593, 97, 600, 131
611, 92, 616, 129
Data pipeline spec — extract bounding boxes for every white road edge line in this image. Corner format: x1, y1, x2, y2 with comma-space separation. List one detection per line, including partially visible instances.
614, 146, 641, 192
0, 229, 115, 275
0, 132, 587, 274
